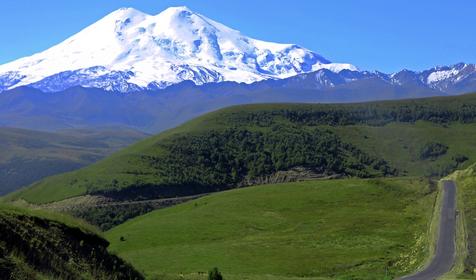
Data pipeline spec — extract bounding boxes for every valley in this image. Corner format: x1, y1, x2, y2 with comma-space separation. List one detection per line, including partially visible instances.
3, 93, 476, 279
0, 127, 147, 195
1, 3, 476, 279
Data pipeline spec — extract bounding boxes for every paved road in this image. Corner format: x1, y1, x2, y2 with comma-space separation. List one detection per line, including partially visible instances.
400, 180, 456, 280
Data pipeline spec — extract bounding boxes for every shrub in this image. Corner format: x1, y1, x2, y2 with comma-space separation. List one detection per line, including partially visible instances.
419, 142, 448, 160
208, 267, 223, 280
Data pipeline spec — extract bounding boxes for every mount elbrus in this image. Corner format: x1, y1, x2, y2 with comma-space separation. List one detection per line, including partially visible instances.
0, 6, 354, 93
0, 6, 474, 94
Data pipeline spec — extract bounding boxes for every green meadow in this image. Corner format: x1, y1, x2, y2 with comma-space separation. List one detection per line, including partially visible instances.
106, 178, 436, 280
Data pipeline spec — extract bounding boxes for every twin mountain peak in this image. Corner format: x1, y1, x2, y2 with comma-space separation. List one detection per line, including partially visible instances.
0, 6, 473, 94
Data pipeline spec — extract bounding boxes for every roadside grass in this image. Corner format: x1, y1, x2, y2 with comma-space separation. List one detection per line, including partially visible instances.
415, 180, 444, 273
445, 166, 476, 279
106, 178, 435, 280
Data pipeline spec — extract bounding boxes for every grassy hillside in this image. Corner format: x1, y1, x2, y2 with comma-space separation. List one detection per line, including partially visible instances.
106, 178, 436, 280
333, 121, 476, 177
7, 93, 476, 204
0, 204, 143, 279
0, 127, 147, 195
448, 164, 476, 278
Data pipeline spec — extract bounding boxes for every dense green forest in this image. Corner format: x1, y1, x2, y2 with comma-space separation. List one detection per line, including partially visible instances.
142, 127, 394, 190
223, 94, 476, 127
71, 203, 155, 231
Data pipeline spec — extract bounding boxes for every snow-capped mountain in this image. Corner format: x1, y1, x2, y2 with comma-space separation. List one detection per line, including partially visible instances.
0, 6, 356, 93
377, 63, 476, 94
401, 63, 476, 94
274, 62, 476, 95
0, 6, 474, 95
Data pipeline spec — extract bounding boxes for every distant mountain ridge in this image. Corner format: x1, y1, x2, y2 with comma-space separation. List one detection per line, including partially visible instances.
267, 62, 476, 95
0, 62, 474, 133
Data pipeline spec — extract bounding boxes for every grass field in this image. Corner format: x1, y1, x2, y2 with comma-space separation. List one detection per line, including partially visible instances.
106, 178, 436, 280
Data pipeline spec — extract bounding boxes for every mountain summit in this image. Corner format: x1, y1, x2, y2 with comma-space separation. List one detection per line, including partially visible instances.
0, 6, 356, 92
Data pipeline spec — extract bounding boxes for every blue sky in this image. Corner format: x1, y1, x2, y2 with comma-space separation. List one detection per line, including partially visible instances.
0, 0, 474, 72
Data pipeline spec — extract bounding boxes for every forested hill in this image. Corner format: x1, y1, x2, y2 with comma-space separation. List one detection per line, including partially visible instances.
218, 92, 476, 126
6, 92, 476, 205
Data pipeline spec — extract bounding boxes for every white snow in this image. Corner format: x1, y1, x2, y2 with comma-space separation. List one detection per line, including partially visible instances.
0, 6, 357, 92
427, 69, 460, 84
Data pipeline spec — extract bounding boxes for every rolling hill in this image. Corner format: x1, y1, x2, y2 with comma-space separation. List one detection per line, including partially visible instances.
0, 127, 147, 195
105, 177, 436, 280
7, 92, 476, 206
